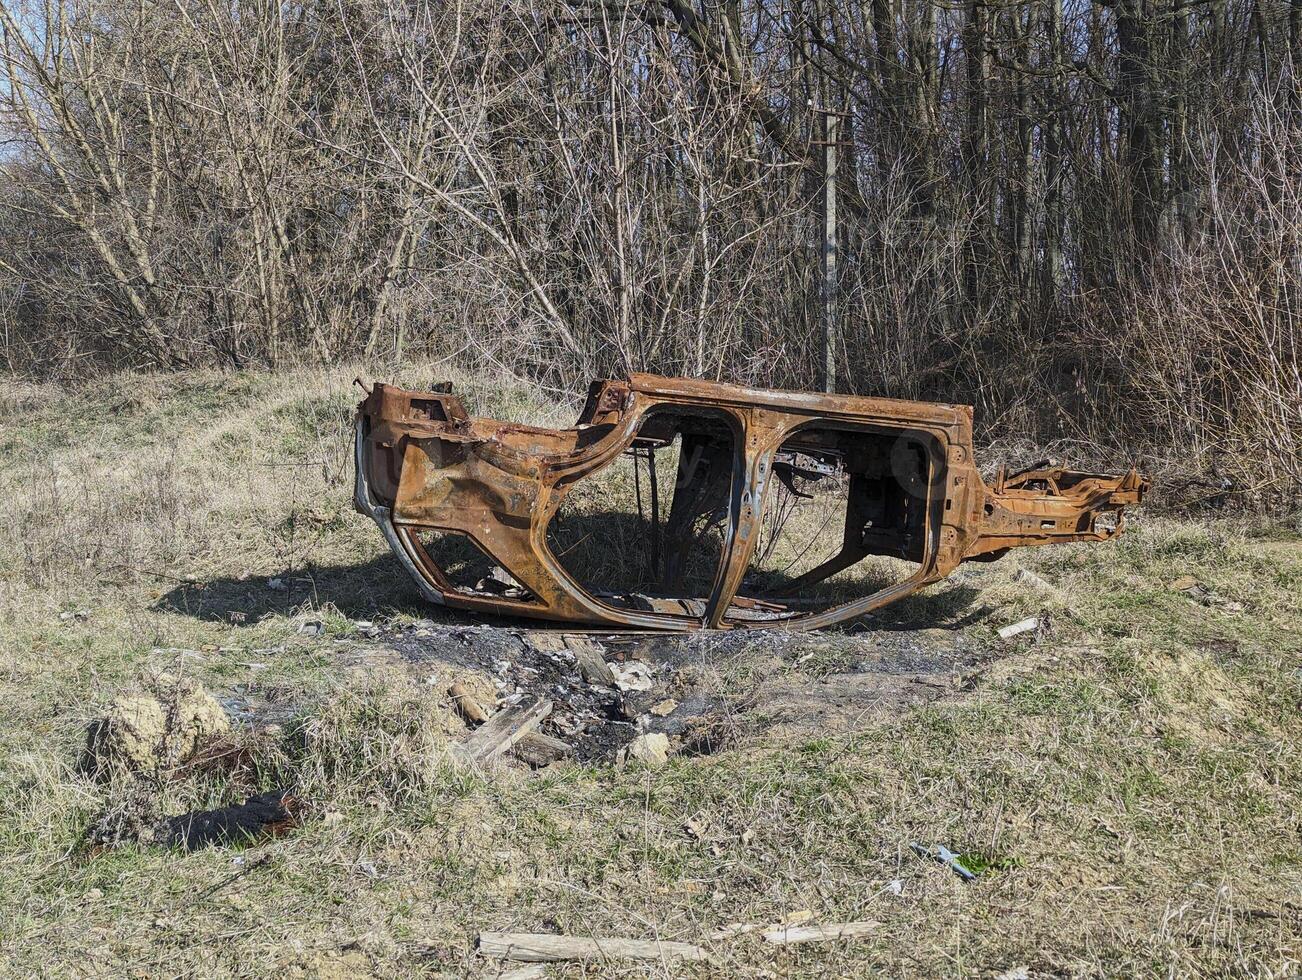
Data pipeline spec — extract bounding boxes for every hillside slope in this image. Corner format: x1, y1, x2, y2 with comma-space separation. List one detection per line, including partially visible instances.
1, 368, 1299, 977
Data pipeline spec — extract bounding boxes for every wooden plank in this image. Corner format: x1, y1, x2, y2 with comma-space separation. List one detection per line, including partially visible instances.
479, 932, 706, 963
566, 636, 615, 686
511, 732, 575, 768
761, 921, 879, 945
495, 965, 549, 980
461, 698, 552, 764
709, 909, 812, 940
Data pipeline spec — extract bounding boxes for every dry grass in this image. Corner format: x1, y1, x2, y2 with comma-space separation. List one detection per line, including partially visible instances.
744, 475, 917, 609
547, 437, 731, 597
0, 367, 1300, 978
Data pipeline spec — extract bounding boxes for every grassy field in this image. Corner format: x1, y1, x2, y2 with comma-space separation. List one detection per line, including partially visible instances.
1, 366, 1299, 978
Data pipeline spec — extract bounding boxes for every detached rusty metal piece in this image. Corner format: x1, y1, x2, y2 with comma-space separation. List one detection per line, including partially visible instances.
354, 375, 1146, 631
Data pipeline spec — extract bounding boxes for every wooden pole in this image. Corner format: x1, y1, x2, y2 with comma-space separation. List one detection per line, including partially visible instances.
479, 933, 707, 962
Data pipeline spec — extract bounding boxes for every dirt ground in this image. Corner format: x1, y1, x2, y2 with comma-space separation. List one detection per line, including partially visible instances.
1, 366, 1300, 978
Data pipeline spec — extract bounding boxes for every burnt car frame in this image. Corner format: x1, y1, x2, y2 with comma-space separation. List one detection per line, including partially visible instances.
354, 373, 1146, 631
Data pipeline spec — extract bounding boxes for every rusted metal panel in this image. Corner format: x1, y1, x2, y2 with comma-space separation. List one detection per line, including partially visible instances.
354, 375, 1147, 631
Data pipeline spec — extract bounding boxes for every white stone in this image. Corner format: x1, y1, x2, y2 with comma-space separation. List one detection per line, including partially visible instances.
626, 733, 669, 767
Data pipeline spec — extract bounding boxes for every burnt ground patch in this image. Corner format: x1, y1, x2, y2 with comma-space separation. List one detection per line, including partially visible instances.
230, 615, 999, 764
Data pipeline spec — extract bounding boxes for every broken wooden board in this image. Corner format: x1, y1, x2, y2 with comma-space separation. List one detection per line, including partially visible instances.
511, 732, 575, 768
568, 636, 616, 687
761, 921, 880, 945
459, 698, 552, 765
494, 965, 549, 980
479, 932, 706, 963
525, 631, 614, 686
708, 909, 813, 940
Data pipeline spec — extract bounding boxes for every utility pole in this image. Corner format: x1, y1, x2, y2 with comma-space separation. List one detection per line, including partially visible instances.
820, 106, 838, 394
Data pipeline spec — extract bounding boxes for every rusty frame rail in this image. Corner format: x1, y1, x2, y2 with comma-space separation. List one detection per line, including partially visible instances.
354, 374, 1146, 631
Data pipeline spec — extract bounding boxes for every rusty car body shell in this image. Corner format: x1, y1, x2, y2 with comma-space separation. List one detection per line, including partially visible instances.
354, 374, 1147, 631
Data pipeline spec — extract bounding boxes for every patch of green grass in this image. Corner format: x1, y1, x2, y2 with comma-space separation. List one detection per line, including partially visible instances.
953, 850, 1020, 876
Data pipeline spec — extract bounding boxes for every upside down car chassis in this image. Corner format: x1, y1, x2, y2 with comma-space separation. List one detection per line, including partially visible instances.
355, 374, 1146, 631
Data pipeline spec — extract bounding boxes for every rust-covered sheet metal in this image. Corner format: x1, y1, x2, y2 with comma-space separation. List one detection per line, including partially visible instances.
354, 374, 1147, 631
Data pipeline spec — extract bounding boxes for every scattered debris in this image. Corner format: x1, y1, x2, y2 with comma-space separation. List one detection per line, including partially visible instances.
1012, 568, 1061, 597
275, 615, 989, 768
383, 624, 643, 760
449, 680, 491, 724
478, 932, 706, 963
1170, 576, 1245, 613
84, 675, 231, 776
59, 608, 90, 622
625, 732, 669, 767
910, 842, 977, 881
157, 791, 302, 850
997, 618, 1039, 641
460, 697, 553, 765
610, 661, 654, 692
762, 920, 879, 945
298, 620, 323, 637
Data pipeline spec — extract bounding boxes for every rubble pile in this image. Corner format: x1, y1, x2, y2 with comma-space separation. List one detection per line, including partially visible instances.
385, 621, 691, 763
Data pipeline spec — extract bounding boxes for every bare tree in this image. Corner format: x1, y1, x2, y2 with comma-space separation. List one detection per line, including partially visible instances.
0, 0, 1296, 496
